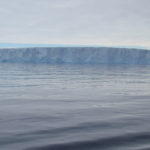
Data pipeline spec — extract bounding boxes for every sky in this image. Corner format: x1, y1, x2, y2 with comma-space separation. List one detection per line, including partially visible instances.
0, 0, 150, 48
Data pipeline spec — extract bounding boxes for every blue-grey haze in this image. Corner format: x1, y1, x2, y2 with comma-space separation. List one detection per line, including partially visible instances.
0, 0, 150, 48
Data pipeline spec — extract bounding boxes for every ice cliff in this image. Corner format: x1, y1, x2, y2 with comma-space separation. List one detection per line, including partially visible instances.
0, 47, 150, 64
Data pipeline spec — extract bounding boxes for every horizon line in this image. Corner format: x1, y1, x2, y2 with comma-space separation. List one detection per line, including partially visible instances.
0, 43, 149, 50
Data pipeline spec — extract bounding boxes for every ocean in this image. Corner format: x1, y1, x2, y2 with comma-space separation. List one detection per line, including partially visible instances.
0, 64, 150, 150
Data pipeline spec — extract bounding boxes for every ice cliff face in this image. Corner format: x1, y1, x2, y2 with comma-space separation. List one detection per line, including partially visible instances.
0, 47, 150, 64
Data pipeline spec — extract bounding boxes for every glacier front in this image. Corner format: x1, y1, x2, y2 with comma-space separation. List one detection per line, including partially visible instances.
0, 47, 150, 64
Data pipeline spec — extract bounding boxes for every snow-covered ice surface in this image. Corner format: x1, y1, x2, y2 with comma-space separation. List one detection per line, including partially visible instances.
0, 47, 150, 64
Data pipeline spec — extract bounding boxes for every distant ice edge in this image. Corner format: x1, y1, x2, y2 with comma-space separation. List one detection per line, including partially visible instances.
0, 47, 150, 64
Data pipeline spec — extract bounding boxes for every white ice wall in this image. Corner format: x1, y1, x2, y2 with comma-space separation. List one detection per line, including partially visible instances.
0, 47, 150, 64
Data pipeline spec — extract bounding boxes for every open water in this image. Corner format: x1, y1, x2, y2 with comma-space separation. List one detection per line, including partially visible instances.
0, 64, 150, 150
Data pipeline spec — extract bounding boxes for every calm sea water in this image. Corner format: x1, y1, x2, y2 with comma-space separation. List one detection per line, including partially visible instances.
0, 64, 150, 150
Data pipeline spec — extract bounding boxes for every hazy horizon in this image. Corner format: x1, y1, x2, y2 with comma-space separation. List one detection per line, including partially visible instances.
0, 0, 150, 48
0, 43, 149, 50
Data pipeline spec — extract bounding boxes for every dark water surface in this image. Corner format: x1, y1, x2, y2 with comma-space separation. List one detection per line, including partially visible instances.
0, 64, 150, 150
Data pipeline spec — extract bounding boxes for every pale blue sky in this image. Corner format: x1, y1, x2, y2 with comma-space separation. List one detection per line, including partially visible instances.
0, 0, 150, 48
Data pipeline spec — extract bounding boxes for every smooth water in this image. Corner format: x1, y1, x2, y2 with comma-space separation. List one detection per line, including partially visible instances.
0, 64, 150, 150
